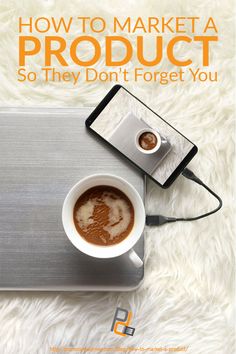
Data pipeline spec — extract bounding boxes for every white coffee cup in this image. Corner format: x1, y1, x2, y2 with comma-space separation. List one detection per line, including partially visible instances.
62, 174, 145, 268
136, 128, 162, 154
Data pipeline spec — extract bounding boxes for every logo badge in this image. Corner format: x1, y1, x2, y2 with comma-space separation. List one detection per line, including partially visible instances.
111, 307, 135, 336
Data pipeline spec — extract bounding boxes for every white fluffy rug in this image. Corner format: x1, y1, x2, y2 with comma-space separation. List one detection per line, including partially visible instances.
0, 0, 235, 353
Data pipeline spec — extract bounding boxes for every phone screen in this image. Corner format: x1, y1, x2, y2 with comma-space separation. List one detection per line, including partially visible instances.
86, 85, 198, 188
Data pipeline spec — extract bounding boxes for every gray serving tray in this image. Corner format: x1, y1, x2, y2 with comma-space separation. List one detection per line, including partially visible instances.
0, 108, 145, 291
108, 112, 171, 174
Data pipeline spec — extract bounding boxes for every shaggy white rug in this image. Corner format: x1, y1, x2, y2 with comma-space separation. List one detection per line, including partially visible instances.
0, 0, 235, 353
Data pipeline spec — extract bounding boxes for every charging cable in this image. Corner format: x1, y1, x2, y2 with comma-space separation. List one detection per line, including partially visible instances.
146, 168, 223, 226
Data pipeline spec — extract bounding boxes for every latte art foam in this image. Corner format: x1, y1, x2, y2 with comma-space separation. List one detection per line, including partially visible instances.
76, 191, 131, 239
73, 186, 134, 246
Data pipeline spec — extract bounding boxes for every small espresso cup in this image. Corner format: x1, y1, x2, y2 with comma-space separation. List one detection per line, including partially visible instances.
136, 128, 162, 154
62, 174, 145, 268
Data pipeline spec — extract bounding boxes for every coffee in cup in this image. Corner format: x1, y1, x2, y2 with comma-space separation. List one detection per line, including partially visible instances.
62, 174, 145, 267
73, 185, 134, 246
139, 131, 158, 150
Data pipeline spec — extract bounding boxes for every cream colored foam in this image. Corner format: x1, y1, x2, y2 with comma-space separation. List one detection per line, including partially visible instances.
75, 200, 95, 229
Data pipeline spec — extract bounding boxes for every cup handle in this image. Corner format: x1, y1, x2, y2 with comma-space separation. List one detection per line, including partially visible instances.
128, 249, 143, 268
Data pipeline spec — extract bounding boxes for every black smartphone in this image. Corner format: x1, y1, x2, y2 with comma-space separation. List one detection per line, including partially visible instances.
85, 85, 198, 188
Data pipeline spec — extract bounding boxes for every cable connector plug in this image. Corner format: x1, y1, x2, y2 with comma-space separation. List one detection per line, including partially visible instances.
145, 168, 222, 226
182, 168, 202, 184
146, 215, 176, 226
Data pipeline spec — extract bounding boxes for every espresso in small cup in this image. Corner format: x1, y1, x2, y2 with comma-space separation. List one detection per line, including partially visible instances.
73, 185, 134, 246
136, 128, 161, 154
139, 131, 158, 150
